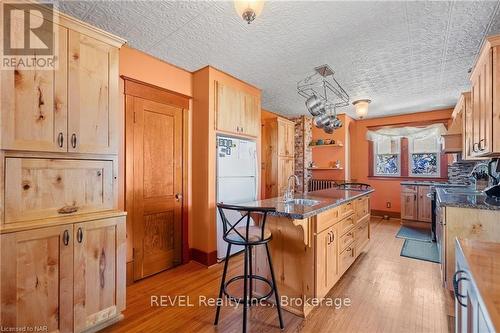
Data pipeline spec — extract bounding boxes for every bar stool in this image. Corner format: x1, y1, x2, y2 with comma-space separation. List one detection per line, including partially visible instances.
214, 203, 284, 332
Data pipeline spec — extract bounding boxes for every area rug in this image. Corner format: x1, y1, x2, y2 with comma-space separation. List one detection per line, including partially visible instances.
400, 239, 440, 263
396, 225, 432, 242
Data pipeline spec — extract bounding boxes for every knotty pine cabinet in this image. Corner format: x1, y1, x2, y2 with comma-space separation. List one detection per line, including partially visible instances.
468, 35, 500, 157
315, 225, 339, 298
215, 81, 260, 137
0, 6, 122, 154
400, 185, 432, 222
262, 117, 295, 198
0, 216, 126, 333
0, 5, 126, 333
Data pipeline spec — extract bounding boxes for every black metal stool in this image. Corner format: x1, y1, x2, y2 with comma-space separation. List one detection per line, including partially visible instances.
214, 203, 284, 332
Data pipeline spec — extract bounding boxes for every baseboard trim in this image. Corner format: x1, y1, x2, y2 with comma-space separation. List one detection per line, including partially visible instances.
126, 261, 134, 286
371, 210, 401, 219
190, 248, 218, 266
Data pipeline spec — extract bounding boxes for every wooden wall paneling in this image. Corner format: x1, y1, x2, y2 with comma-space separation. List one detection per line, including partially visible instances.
1, 23, 68, 152
0, 225, 74, 332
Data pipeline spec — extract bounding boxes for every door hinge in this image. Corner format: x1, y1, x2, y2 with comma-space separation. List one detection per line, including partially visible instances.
133, 111, 137, 123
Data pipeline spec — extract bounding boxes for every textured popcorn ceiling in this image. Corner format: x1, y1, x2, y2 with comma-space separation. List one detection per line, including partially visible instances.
53, 0, 500, 118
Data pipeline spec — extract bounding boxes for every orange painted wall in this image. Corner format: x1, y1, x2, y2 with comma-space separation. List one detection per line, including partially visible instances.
118, 46, 193, 263
349, 109, 453, 214
311, 114, 354, 180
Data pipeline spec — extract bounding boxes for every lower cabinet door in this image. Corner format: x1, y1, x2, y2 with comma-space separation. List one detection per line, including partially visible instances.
315, 226, 338, 298
73, 216, 126, 331
0, 225, 74, 333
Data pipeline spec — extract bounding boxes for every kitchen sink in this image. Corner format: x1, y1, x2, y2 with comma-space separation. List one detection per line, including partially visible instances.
283, 199, 321, 206
443, 188, 484, 195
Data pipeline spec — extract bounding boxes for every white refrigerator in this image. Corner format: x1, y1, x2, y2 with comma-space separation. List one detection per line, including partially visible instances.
216, 135, 258, 260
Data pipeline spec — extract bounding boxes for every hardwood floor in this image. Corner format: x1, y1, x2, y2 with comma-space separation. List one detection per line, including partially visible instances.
104, 217, 453, 333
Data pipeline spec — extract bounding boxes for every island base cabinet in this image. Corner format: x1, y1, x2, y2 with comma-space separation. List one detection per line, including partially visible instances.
315, 226, 339, 299
0, 216, 126, 333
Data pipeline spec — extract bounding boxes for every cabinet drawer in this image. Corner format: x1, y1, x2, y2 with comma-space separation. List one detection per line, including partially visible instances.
355, 217, 370, 253
339, 245, 356, 274
340, 201, 354, 219
355, 196, 370, 220
316, 207, 340, 233
337, 215, 355, 236
5, 158, 115, 223
339, 228, 355, 253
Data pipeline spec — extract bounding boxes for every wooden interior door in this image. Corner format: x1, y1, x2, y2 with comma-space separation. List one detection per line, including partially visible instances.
1, 22, 68, 152
68, 30, 119, 154
133, 97, 183, 280
0, 225, 73, 333
73, 217, 125, 331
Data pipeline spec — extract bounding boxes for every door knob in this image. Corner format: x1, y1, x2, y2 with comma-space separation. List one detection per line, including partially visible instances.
175, 193, 183, 202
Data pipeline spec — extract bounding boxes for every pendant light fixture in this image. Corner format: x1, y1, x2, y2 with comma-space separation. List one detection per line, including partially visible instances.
234, 0, 265, 24
353, 99, 371, 119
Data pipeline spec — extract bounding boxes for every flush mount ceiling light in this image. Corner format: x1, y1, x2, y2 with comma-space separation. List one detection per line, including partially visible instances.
353, 99, 371, 119
234, 0, 265, 24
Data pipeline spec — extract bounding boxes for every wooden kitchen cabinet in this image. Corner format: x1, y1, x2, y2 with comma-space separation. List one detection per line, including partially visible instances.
4, 157, 115, 224
315, 225, 339, 298
0, 216, 125, 333
417, 186, 432, 222
73, 217, 126, 332
215, 81, 260, 137
262, 117, 296, 198
0, 9, 122, 155
1, 24, 68, 153
468, 35, 500, 157
0, 225, 74, 333
400, 186, 418, 221
277, 118, 295, 158
68, 31, 120, 154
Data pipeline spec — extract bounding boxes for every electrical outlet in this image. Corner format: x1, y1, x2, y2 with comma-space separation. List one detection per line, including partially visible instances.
386, 202, 391, 208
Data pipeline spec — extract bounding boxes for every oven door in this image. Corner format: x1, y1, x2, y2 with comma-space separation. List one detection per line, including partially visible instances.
435, 203, 446, 286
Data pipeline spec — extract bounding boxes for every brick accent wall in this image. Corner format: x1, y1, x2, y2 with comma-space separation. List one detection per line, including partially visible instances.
291, 115, 312, 193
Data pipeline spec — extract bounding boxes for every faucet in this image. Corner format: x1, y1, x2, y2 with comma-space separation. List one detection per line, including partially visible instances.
283, 175, 301, 203
468, 163, 488, 189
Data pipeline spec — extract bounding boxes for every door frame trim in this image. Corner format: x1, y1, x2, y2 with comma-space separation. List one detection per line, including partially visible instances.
123, 76, 191, 282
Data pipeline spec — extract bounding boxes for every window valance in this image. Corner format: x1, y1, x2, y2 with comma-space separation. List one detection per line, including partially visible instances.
366, 123, 447, 142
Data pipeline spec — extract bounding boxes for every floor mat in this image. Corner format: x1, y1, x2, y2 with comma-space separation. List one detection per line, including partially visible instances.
396, 225, 432, 242
400, 239, 440, 263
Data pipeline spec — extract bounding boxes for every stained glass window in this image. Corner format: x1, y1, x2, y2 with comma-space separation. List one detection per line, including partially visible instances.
374, 138, 400, 176
409, 136, 440, 177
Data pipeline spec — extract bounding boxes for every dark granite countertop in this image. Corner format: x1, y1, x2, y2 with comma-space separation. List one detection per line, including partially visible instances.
436, 188, 500, 211
400, 180, 470, 187
240, 188, 374, 219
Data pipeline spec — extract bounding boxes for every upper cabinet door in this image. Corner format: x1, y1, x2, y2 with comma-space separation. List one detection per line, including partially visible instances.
215, 81, 243, 135
242, 92, 260, 137
1, 22, 68, 152
215, 81, 260, 137
68, 31, 119, 154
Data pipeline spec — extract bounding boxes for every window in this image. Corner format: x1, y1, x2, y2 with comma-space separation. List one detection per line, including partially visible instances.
374, 137, 400, 176
408, 136, 440, 177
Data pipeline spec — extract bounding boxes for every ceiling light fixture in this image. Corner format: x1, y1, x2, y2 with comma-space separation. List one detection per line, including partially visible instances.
353, 99, 371, 119
234, 0, 264, 24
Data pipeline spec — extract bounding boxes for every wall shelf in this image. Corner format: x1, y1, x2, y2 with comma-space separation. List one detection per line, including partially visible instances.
309, 143, 344, 148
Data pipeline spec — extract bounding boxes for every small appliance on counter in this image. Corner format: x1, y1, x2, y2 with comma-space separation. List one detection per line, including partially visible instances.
484, 158, 500, 198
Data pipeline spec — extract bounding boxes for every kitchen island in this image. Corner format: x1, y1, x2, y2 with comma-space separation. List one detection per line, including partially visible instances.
242, 188, 373, 317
